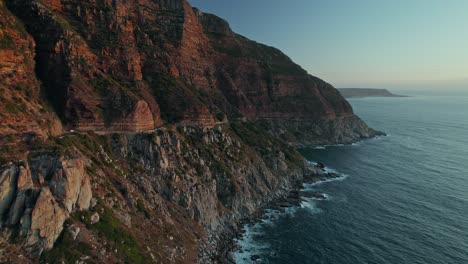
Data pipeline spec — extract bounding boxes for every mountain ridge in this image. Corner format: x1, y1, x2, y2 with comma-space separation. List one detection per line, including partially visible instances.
0, 0, 382, 263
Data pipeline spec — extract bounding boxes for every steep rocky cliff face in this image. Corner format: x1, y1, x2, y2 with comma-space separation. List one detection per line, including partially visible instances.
193, 9, 380, 144
1, 125, 305, 263
0, 149, 92, 258
6, 0, 161, 131
0, 0, 382, 262
0, 0, 62, 137
3, 0, 378, 140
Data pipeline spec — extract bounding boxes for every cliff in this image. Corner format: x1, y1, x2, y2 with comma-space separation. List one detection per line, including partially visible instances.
1, 125, 307, 263
1, 0, 378, 141
0, 0, 62, 137
338, 88, 407, 98
0, 0, 382, 263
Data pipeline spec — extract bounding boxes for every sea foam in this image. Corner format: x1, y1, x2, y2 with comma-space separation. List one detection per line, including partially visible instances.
235, 163, 348, 263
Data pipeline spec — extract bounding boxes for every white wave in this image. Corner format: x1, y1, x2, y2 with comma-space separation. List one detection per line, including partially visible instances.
235, 164, 348, 263
305, 174, 349, 189
311, 143, 350, 149
234, 222, 272, 264
234, 199, 323, 263
310, 134, 388, 150
302, 193, 331, 201
300, 200, 322, 214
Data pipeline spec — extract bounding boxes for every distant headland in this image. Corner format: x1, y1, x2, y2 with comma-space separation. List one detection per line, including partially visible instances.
338, 88, 408, 98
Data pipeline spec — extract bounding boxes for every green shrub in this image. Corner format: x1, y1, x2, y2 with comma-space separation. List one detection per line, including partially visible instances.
5, 103, 25, 114
0, 34, 14, 49
41, 223, 94, 263
0, 156, 9, 166
230, 122, 272, 148
78, 206, 146, 263
215, 112, 226, 122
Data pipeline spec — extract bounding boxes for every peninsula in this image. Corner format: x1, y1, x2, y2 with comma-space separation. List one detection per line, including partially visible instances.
338, 88, 407, 98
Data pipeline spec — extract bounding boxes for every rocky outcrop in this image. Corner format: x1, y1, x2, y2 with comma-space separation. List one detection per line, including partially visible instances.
106, 125, 306, 262
114, 125, 303, 229
194, 8, 235, 37
27, 187, 68, 250
47, 156, 92, 212
0, 124, 305, 262
0, 167, 18, 221
0, 150, 92, 253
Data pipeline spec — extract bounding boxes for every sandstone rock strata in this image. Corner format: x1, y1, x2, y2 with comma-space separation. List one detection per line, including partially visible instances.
3, 0, 378, 138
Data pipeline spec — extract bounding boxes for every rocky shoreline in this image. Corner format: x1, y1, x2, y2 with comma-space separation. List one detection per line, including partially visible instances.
199, 162, 344, 263
200, 132, 387, 264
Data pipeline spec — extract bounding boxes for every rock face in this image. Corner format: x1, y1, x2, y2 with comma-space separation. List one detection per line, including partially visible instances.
1, 125, 306, 262
2, 0, 378, 140
0, 167, 18, 221
0, 0, 62, 136
27, 187, 68, 250
102, 126, 305, 262
0, 151, 92, 252
47, 156, 92, 212
122, 126, 302, 227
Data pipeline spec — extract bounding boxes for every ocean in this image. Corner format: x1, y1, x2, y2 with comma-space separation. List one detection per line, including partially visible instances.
235, 95, 468, 264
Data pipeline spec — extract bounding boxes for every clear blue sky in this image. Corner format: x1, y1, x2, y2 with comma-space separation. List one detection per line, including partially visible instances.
190, 0, 468, 91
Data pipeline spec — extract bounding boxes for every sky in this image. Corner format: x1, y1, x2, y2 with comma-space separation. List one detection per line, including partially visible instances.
190, 0, 468, 91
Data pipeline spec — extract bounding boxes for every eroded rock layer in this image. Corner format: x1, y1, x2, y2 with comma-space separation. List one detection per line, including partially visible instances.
2, 0, 378, 140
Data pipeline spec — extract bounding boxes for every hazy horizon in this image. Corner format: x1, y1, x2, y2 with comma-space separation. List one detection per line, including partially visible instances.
343, 88, 468, 97
190, 0, 468, 91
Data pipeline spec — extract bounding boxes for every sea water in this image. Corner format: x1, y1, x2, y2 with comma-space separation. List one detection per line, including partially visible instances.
235, 95, 468, 264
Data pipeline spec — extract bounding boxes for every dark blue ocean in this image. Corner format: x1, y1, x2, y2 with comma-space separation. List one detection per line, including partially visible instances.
235, 95, 468, 264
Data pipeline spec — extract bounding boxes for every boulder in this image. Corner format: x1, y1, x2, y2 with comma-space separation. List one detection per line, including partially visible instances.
68, 225, 81, 241
48, 156, 92, 213
90, 212, 100, 224
0, 152, 94, 252
27, 187, 68, 250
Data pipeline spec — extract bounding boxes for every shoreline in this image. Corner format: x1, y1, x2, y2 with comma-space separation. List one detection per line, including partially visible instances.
200, 163, 345, 263
202, 135, 384, 263
234, 166, 346, 263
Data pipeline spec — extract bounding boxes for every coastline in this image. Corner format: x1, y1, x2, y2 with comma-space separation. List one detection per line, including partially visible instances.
199, 163, 340, 263
201, 134, 386, 264
234, 165, 347, 264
